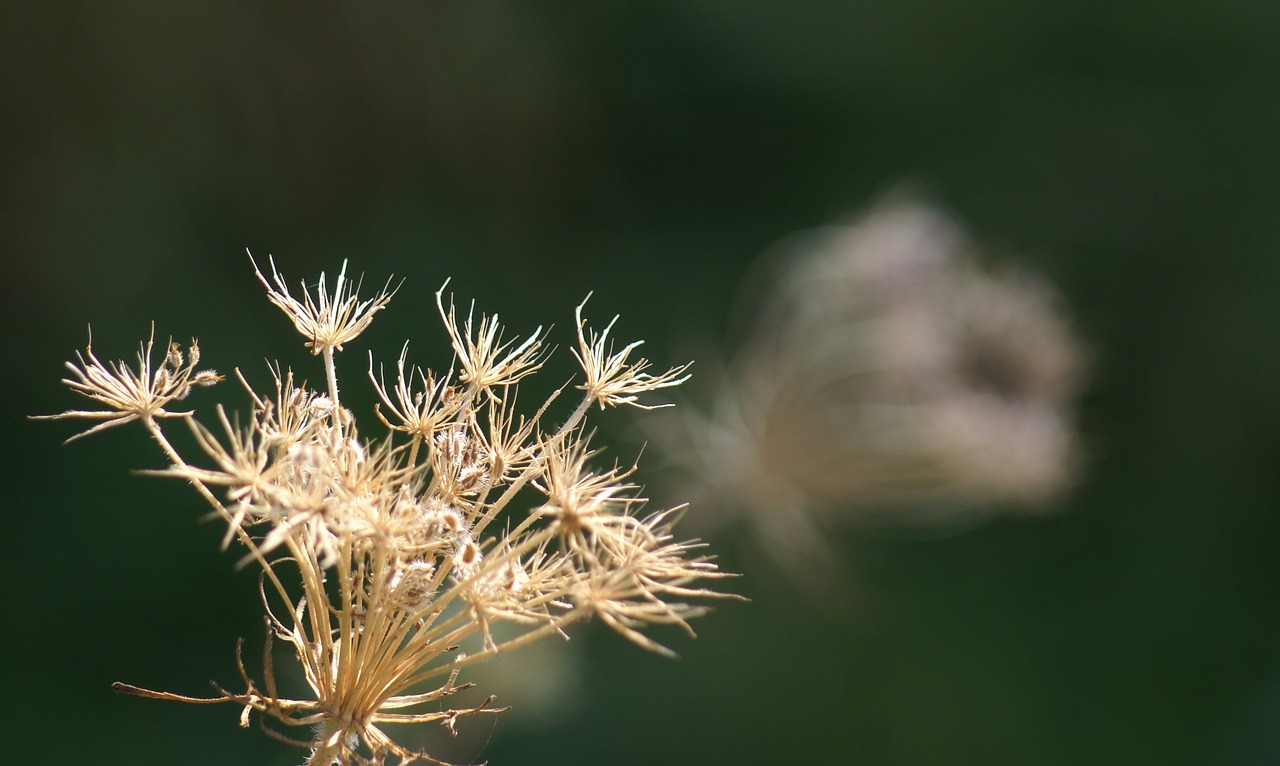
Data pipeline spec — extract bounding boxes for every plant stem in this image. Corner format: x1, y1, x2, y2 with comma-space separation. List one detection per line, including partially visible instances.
324, 347, 340, 411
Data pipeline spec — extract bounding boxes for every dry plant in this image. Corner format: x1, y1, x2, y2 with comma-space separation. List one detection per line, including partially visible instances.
36, 255, 733, 766
659, 193, 1087, 586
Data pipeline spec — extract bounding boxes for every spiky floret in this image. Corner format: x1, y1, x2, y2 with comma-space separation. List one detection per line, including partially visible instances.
435, 282, 548, 394
251, 253, 398, 357
369, 343, 463, 441
39, 257, 732, 766
573, 296, 691, 410
33, 325, 221, 442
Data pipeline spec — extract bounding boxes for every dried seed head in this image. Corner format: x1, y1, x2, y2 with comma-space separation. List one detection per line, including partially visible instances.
33, 327, 222, 441
251, 252, 398, 356
436, 284, 549, 394
40, 260, 726, 765
453, 536, 483, 578
388, 559, 437, 612
573, 297, 691, 410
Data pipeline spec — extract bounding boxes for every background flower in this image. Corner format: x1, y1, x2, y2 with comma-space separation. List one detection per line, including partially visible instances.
656, 194, 1086, 593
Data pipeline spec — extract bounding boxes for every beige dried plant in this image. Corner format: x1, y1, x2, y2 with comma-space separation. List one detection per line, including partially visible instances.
37, 255, 727, 766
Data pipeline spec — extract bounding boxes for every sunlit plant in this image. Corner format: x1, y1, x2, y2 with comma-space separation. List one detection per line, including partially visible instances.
37, 255, 731, 765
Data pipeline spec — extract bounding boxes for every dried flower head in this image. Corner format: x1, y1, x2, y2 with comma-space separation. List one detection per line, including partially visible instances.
252, 253, 399, 357
659, 193, 1087, 585
38, 257, 732, 766
32, 324, 222, 442
436, 284, 549, 393
573, 296, 691, 409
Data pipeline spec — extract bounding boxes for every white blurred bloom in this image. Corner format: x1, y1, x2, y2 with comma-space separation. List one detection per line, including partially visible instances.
663, 193, 1087, 586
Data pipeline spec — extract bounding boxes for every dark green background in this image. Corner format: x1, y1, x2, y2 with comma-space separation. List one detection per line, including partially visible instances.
5, 2, 1279, 764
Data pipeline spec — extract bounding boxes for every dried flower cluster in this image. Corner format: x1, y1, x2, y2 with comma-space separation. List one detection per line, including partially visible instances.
661, 194, 1086, 581
38, 256, 728, 765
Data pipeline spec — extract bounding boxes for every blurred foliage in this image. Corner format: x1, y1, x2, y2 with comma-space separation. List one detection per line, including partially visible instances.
5, 2, 1280, 764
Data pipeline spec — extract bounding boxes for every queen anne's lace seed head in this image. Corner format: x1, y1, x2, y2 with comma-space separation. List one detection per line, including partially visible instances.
37, 257, 733, 766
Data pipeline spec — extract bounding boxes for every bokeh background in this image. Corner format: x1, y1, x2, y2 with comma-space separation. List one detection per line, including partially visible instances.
5, 2, 1280, 764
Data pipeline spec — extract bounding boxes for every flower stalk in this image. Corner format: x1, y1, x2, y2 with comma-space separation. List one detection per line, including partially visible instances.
38, 255, 733, 766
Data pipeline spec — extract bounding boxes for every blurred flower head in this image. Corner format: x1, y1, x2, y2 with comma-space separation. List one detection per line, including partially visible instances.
660, 193, 1088, 586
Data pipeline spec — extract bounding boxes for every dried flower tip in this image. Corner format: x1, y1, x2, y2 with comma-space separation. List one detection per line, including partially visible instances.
369, 344, 462, 439
33, 326, 222, 441
436, 283, 548, 394
251, 251, 398, 356
573, 296, 690, 409
478, 390, 538, 483
166, 342, 183, 369
570, 523, 730, 657
533, 433, 647, 556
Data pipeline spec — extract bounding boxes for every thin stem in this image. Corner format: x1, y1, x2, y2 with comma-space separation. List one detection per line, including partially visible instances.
406, 433, 422, 472
398, 609, 588, 691
323, 347, 340, 410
